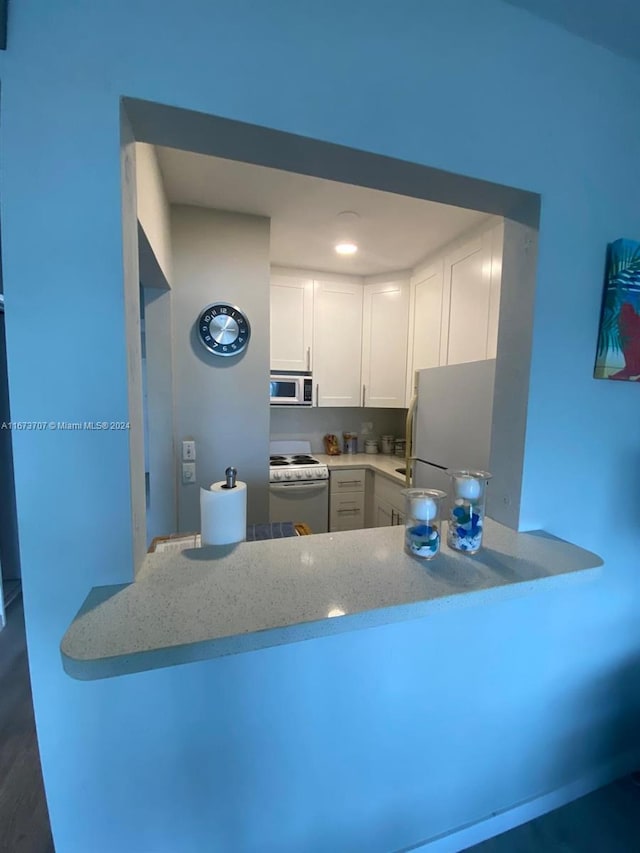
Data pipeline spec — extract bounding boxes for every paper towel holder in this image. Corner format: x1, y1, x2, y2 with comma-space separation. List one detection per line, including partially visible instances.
222, 466, 238, 490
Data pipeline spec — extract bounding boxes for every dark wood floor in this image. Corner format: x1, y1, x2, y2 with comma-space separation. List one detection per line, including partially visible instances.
465, 777, 640, 852
0, 596, 54, 853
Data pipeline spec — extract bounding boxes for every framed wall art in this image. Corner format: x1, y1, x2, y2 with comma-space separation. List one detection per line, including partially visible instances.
594, 238, 640, 381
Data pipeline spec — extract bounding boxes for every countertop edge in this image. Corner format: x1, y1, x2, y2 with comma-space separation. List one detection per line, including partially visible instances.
60, 554, 603, 681
319, 453, 407, 485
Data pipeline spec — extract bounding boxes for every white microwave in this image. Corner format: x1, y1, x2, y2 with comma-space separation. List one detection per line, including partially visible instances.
270, 372, 313, 406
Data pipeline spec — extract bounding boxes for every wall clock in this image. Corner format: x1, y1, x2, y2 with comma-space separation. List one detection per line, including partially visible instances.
197, 302, 251, 357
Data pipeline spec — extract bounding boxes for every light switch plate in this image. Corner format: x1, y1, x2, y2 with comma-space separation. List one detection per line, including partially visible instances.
182, 440, 196, 461
182, 462, 196, 484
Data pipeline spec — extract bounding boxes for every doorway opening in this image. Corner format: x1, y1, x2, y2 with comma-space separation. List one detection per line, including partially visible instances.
122, 98, 540, 568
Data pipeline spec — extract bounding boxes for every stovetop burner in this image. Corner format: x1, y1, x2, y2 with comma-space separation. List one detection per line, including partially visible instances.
269, 453, 321, 468
268, 449, 328, 482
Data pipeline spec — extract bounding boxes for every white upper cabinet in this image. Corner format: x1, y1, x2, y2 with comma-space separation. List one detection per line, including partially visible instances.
441, 226, 502, 367
405, 260, 444, 402
442, 236, 488, 365
270, 273, 313, 372
313, 279, 363, 407
361, 278, 409, 408
269, 219, 503, 409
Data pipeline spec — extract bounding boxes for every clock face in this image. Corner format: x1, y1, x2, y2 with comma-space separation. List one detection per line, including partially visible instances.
197, 303, 251, 357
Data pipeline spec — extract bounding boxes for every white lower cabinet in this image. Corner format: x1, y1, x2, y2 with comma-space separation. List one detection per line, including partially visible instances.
329, 469, 366, 532
329, 468, 407, 530
373, 475, 405, 528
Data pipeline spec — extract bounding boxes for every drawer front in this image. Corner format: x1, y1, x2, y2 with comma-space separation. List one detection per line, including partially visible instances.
330, 492, 365, 531
330, 469, 366, 494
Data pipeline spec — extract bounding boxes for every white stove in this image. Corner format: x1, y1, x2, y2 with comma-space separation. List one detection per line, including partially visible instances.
268, 441, 329, 533
268, 441, 328, 483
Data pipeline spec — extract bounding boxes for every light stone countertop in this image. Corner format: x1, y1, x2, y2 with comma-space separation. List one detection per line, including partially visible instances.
316, 452, 407, 485
61, 520, 602, 681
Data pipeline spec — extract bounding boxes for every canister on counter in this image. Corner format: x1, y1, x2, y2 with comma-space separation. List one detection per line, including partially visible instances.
381, 435, 394, 454
394, 438, 406, 457
364, 438, 379, 455
343, 431, 358, 454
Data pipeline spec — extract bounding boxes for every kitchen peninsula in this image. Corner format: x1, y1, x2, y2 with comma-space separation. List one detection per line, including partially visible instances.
61, 521, 602, 681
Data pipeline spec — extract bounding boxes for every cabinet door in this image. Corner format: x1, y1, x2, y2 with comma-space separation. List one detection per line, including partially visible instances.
406, 260, 444, 403
375, 497, 393, 527
373, 475, 405, 528
442, 235, 492, 365
270, 274, 313, 372
361, 278, 409, 408
313, 280, 363, 407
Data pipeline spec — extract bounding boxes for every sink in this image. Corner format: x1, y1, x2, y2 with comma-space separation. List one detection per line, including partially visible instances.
395, 467, 406, 475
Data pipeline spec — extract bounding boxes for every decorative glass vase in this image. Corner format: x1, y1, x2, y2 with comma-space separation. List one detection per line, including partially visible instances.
446, 470, 492, 554
403, 488, 447, 559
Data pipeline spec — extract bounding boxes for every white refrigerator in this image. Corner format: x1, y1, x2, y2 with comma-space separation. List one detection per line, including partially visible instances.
408, 360, 496, 493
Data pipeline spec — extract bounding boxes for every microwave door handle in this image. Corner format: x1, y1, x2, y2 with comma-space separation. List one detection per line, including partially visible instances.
307, 347, 311, 371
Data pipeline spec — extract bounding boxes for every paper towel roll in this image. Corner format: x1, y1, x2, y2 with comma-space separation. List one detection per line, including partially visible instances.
200, 480, 247, 545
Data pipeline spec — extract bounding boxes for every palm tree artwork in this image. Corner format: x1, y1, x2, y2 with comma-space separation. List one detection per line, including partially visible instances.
594, 239, 640, 381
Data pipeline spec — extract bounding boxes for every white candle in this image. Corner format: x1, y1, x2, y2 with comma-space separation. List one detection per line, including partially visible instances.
456, 477, 481, 500
410, 496, 437, 522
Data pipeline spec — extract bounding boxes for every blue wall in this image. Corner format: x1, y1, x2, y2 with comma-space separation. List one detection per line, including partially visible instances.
2, 1, 640, 850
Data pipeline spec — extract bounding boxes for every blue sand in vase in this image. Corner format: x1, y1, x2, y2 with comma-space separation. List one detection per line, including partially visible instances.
406, 523, 440, 557
446, 470, 491, 555
402, 488, 447, 560
449, 499, 483, 552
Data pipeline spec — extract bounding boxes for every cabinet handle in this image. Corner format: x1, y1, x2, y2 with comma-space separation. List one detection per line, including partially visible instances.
337, 508, 360, 514
306, 347, 311, 371
391, 509, 395, 525
316, 383, 319, 406
362, 384, 366, 407
339, 480, 362, 487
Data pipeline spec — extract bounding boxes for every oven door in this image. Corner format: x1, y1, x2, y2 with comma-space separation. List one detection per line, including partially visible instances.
269, 480, 328, 534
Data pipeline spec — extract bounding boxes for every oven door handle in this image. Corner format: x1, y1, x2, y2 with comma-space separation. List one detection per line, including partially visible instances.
269, 482, 328, 494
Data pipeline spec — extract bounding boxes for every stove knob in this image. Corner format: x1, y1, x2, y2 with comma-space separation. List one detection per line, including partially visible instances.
305, 469, 312, 479
273, 471, 282, 481
295, 470, 303, 479
285, 471, 292, 480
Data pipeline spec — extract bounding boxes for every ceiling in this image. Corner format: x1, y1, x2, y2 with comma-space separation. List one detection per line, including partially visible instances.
503, 0, 640, 63
156, 146, 490, 277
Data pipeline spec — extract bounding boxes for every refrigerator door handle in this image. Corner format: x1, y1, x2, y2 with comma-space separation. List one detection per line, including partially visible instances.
407, 455, 448, 470
404, 393, 418, 487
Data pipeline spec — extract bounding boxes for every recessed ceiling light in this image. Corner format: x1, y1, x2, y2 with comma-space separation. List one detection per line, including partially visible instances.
335, 242, 358, 255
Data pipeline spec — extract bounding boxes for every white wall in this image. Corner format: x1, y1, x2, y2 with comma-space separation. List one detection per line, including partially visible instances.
171, 206, 270, 529
135, 143, 177, 545
135, 142, 172, 284
142, 286, 177, 542
2, 2, 640, 852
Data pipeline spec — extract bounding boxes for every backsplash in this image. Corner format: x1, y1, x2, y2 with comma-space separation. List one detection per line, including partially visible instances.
270, 407, 407, 454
